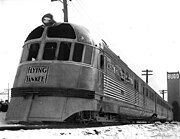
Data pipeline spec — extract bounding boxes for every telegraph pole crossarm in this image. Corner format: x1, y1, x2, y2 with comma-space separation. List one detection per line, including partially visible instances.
142, 69, 153, 84
3, 83, 10, 102
160, 90, 167, 100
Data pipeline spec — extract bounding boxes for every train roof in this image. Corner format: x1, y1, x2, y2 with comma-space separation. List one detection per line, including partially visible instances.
25, 22, 95, 45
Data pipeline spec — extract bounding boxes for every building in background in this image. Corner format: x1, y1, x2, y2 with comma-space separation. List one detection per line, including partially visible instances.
167, 72, 180, 121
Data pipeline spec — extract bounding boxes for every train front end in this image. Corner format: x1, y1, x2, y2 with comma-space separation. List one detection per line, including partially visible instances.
6, 15, 101, 123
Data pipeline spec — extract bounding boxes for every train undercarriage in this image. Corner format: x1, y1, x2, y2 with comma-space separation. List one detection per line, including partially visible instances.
65, 110, 169, 125
6, 94, 170, 126
2, 110, 170, 131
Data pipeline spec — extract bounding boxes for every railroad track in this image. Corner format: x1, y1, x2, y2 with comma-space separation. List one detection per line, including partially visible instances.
0, 121, 151, 131
0, 122, 108, 131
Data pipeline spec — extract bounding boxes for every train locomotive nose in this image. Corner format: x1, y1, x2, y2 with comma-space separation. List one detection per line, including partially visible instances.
6, 62, 97, 123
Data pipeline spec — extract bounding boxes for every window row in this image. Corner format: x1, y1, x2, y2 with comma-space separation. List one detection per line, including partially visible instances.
22, 42, 93, 65
157, 97, 169, 109
142, 87, 155, 101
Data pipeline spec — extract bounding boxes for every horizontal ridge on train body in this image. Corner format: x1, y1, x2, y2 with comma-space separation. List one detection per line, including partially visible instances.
11, 87, 95, 99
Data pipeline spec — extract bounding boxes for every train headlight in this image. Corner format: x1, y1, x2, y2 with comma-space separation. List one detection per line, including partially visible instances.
42, 13, 56, 26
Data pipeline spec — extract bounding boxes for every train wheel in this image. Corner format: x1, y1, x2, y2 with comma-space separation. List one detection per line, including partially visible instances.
160, 119, 166, 123
168, 120, 172, 123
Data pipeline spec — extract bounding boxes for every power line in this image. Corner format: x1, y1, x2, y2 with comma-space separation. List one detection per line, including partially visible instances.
70, 1, 84, 19
51, 0, 71, 22
70, 0, 92, 23
71, 0, 105, 39
75, 0, 90, 18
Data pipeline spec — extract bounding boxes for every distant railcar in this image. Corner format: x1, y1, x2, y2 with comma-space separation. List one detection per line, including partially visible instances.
6, 14, 173, 124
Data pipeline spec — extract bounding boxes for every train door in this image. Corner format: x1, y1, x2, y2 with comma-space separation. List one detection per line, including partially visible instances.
142, 86, 146, 114
134, 79, 139, 105
155, 94, 157, 115
98, 50, 105, 93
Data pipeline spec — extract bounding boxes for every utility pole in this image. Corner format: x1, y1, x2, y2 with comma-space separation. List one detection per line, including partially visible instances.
51, 0, 70, 22
7, 83, 9, 102
0, 92, 8, 101
4, 83, 10, 102
160, 90, 167, 100
63, 0, 68, 22
142, 69, 153, 84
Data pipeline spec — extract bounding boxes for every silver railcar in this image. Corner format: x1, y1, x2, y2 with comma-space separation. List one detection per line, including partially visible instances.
6, 15, 173, 124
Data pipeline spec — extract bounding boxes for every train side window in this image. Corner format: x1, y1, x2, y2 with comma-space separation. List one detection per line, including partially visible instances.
57, 42, 71, 60
142, 87, 145, 95
152, 93, 154, 100
20, 45, 28, 63
126, 72, 129, 79
146, 88, 149, 97
149, 91, 152, 100
134, 79, 139, 91
157, 97, 160, 105
134, 80, 136, 89
73, 43, 84, 62
100, 54, 104, 69
43, 42, 57, 60
27, 43, 40, 61
84, 45, 93, 64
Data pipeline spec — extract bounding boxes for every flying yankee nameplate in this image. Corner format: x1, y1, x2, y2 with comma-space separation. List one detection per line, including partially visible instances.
25, 66, 49, 83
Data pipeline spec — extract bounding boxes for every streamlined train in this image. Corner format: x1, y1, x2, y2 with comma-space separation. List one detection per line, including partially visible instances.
6, 14, 173, 124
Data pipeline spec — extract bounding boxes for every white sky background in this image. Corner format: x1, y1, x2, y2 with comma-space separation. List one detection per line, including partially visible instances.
0, 0, 180, 100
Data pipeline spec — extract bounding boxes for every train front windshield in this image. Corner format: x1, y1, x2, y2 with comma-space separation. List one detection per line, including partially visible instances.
21, 41, 93, 65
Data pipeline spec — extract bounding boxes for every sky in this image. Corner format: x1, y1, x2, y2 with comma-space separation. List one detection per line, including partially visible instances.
0, 0, 180, 100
